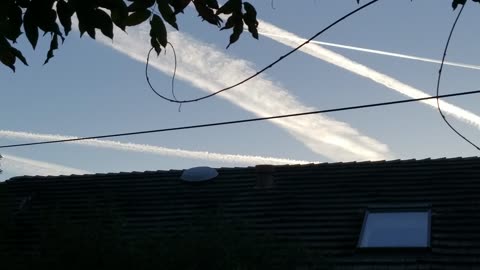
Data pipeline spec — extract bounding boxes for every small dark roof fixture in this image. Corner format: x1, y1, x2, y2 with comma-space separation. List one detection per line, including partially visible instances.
358, 205, 431, 248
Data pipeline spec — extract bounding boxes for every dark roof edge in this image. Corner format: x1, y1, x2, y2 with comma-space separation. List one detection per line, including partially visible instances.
4, 156, 479, 182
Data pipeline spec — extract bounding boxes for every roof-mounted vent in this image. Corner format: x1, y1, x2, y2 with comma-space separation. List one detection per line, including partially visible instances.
255, 165, 275, 188
180, 166, 218, 182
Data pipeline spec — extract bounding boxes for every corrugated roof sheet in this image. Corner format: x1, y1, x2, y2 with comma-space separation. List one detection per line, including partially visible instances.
2, 156, 480, 268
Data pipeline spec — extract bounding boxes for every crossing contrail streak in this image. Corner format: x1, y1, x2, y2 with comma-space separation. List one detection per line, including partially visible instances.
259, 31, 480, 71
259, 20, 480, 129
0, 130, 314, 165
94, 25, 391, 161
2, 154, 90, 176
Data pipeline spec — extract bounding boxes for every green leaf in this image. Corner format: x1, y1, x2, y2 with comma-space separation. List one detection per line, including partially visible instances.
44, 33, 59, 65
126, 10, 151, 26
94, 9, 114, 39
157, 0, 178, 30
57, 0, 74, 36
23, 7, 39, 49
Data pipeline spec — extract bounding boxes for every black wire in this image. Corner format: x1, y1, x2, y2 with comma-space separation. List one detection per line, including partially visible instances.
1, 89, 479, 149
166, 43, 178, 102
145, 0, 380, 104
166, 42, 182, 112
436, 3, 480, 151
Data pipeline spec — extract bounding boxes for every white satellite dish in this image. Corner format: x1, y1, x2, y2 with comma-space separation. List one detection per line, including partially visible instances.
180, 166, 218, 182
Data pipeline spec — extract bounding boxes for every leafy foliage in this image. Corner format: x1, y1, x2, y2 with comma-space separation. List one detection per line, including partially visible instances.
0, 0, 261, 71
1, 0, 477, 71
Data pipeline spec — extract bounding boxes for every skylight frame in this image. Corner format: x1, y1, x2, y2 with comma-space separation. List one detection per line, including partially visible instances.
357, 205, 432, 249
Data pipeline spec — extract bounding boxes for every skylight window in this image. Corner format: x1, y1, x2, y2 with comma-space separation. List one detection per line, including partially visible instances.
358, 208, 431, 248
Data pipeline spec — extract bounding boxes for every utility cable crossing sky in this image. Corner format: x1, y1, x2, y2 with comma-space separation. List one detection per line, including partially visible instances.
257, 20, 480, 130
1, 90, 479, 150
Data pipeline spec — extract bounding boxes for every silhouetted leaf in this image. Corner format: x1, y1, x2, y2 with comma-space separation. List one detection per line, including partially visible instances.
72, 0, 97, 39
150, 37, 161, 55
126, 10, 151, 26
216, 0, 241, 15
16, 0, 30, 8
37, 8, 55, 32
168, 0, 191, 14
111, 1, 129, 31
452, 0, 466, 9
157, 0, 178, 30
204, 0, 219, 9
127, 0, 155, 12
243, 2, 258, 39
10, 47, 28, 66
77, 8, 96, 39
0, 50, 16, 71
226, 16, 243, 48
3, 25, 23, 43
0, 37, 16, 71
7, 4, 23, 27
23, 7, 39, 49
150, 14, 167, 47
94, 9, 113, 39
193, 0, 222, 27
0, 36, 10, 50
57, 0, 74, 35
44, 33, 58, 64
220, 15, 235, 30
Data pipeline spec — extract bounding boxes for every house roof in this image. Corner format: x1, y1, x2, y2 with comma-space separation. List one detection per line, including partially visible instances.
3, 156, 480, 268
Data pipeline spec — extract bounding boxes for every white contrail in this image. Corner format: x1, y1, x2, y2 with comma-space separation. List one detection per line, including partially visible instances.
1, 154, 90, 176
94, 25, 391, 161
0, 130, 314, 165
259, 31, 480, 71
258, 21, 480, 129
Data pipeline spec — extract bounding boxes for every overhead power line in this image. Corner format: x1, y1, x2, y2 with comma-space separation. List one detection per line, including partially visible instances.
1, 89, 479, 149
145, 0, 380, 104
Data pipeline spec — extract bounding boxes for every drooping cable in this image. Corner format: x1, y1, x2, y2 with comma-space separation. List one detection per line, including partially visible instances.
436, 3, 480, 151
1, 89, 479, 149
145, 0, 380, 104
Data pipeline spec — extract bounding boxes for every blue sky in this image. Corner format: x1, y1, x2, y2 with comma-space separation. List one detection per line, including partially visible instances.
1, 0, 480, 180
